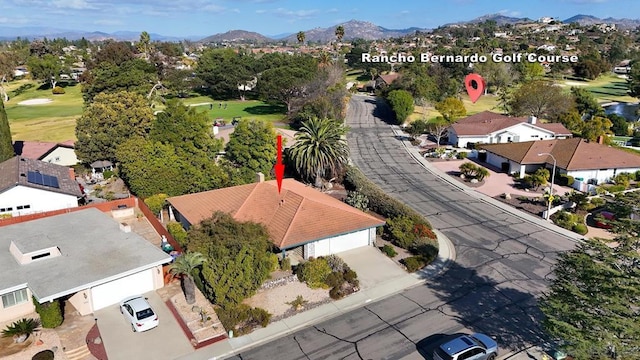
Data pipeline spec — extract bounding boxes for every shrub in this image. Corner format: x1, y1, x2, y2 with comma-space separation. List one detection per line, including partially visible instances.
144, 193, 168, 215
286, 295, 309, 310
325, 255, 346, 273
343, 269, 358, 284
344, 191, 369, 211
102, 170, 114, 179
329, 285, 346, 300
635, 170, 640, 181
297, 258, 332, 289
52, 86, 65, 94
590, 197, 606, 208
280, 257, 291, 271
381, 244, 397, 257
267, 253, 280, 272
325, 271, 344, 288
217, 303, 271, 335
401, 256, 426, 272
572, 223, 588, 235
167, 222, 188, 248
33, 298, 63, 328
613, 173, 631, 188
386, 215, 416, 249
603, 184, 626, 193
558, 174, 575, 186
411, 239, 439, 265
456, 152, 468, 159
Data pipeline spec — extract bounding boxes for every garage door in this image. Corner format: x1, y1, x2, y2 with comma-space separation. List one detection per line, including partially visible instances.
314, 229, 371, 257
91, 269, 155, 311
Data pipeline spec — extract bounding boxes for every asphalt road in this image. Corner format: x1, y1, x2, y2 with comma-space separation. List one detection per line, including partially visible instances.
228, 95, 577, 360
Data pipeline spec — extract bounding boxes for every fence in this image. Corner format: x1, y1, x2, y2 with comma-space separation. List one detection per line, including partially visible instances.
137, 197, 183, 253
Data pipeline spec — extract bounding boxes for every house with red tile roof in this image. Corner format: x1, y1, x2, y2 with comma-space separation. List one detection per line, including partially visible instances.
480, 138, 640, 192
167, 177, 385, 259
12, 140, 78, 166
448, 111, 572, 148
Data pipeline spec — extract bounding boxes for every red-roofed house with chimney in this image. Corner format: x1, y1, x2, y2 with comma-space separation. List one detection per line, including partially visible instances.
167, 176, 385, 260
448, 111, 572, 148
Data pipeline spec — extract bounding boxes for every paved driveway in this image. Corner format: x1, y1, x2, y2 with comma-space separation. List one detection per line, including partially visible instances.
338, 246, 410, 290
95, 291, 193, 360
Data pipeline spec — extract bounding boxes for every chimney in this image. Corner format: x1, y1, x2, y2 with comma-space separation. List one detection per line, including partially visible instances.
256, 172, 265, 183
597, 135, 604, 144
528, 115, 537, 124
69, 167, 76, 180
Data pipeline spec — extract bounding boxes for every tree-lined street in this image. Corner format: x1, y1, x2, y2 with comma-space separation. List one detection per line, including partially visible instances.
229, 95, 578, 359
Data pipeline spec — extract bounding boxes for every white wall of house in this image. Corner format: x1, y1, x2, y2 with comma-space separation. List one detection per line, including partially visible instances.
41, 148, 79, 167
90, 268, 156, 312
450, 123, 563, 148
0, 186, 78, 217
308, 228, 372, 258
567, 168, 640, 185
0, 287, 35, 323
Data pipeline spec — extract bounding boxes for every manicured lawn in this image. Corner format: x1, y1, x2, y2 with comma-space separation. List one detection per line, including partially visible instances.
558, 74, 637, 103
5, 79, 84, 141
184, 99, 287, 124
408, 93, 500, 123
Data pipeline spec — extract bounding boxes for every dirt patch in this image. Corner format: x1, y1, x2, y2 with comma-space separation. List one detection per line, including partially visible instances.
243, 281, 331, 322
494, 194, 546, 216
169, 283, 226, 344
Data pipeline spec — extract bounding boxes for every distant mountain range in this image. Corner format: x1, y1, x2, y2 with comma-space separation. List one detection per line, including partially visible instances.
0, 14, 639, 43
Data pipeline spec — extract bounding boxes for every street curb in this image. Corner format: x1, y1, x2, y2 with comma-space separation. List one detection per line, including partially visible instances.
391, 126, 584, 244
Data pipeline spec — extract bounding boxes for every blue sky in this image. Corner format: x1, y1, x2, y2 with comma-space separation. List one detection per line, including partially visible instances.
2, 0, 639, 37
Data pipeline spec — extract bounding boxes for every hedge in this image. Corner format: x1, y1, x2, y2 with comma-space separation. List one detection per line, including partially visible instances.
217, 303, 271, 335
167, 221, 188, 248
343, 166, 433, 229
33, 297, 63, 328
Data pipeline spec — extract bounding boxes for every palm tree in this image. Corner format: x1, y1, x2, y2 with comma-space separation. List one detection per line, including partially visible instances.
476, 167, 490, 181
318, 51, 332, 68
138, 31, 151, 60
296, 31, 305, 45
289, 117, 350, 188
335, 25, 345, 43
168, 252, 206, 305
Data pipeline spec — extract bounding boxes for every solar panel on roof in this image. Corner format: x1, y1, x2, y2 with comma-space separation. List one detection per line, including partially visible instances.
26, 171, 60, 189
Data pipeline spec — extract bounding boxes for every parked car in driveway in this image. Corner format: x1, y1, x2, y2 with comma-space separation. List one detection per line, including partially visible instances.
119, 296, 159, 332
433, 333, 498, 360
594, 211, 615, 229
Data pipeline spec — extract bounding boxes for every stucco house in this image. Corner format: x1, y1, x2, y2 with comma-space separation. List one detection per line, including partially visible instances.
12, 140, 79, 167
0, 156, 83, 217
448, 111, 572, 148
167, 176, 385, 260
0, 208, 171, 322
480, 138, 640, 192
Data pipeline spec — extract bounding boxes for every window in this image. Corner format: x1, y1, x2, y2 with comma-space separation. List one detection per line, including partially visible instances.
0, 207, 13, 213
531, 135, 539, 138
2, 288, 28, 308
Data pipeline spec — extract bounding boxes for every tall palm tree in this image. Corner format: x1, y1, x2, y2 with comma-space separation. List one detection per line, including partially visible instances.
296, 31, 306, 45
335, 25, 345, 43
318, 51, 332, 68
289, 117, 350, 188
168, 252, 206, 305
138, 31, 151, 60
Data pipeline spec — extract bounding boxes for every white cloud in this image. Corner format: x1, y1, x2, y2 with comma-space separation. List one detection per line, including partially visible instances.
51, 0, 96, 10
203, 4, 225, 13
273, 7, 319, 20
327, 8, 338, 13
93, 19, 124, 26
0, 16, 31, 24
498, 9, 522, 17
255, 9, 267, 14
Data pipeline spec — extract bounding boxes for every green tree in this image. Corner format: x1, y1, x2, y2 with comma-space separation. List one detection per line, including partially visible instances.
508, 80, 573, 120
296, 31, 305, 45
27, 54, 61, 89
335, 25, 345, 43
144, 193, 168, 215
473, 59, 514, 94
151, 99, 222, 158
75, 91, 154, 163
82, 58, 158, 103
0, 98, 13, 162
186, 212, 273, 306
387, 89, 414, 125
224, 119, 277, 177
571, 87, 603, 119
288, 117, 349, 187
258, 65, 317, 114
427, 117, 451, 148
515, 61, 545, 82
557, 110, 584, 133
406, 118, 429, 139
628, 62, 640, 99
137, 31, 152, 60
435, 97, 466, 123
168, 252, 206, 305
608, 114, 630, 136
540, 237, 640, 359
581, 116, 613, 142
196, 48, 255, 100
0, 51, 18, 102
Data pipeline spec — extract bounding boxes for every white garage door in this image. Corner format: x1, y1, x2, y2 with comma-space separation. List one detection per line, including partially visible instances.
91, 269, 155, 311
314, 229, 371, 257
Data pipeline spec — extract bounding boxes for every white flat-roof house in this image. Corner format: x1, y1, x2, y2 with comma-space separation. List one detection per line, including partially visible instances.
448, 111, 572, 149
0, 208, 171, 322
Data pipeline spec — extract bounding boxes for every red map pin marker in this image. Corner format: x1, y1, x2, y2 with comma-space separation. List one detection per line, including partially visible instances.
464, 73, 486, 103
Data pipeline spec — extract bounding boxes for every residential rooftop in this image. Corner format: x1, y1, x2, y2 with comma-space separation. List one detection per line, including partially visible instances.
0, 156, 82, 197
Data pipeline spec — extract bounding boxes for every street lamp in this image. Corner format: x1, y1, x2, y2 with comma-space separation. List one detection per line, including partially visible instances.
538, 152, 557, 220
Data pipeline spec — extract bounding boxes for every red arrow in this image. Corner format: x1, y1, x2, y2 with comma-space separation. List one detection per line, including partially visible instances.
275, 135, 284, 193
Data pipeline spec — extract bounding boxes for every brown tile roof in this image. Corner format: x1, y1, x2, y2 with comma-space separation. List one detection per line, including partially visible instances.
450, 111, 571, 136
378, 73, 399, 85
0, 156, 82, 197
167, 179, 385, 249
480, 138, 640, 171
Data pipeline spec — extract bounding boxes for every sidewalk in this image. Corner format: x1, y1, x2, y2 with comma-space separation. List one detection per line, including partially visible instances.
391, 127, 585, 243
176, 226, 456, 360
